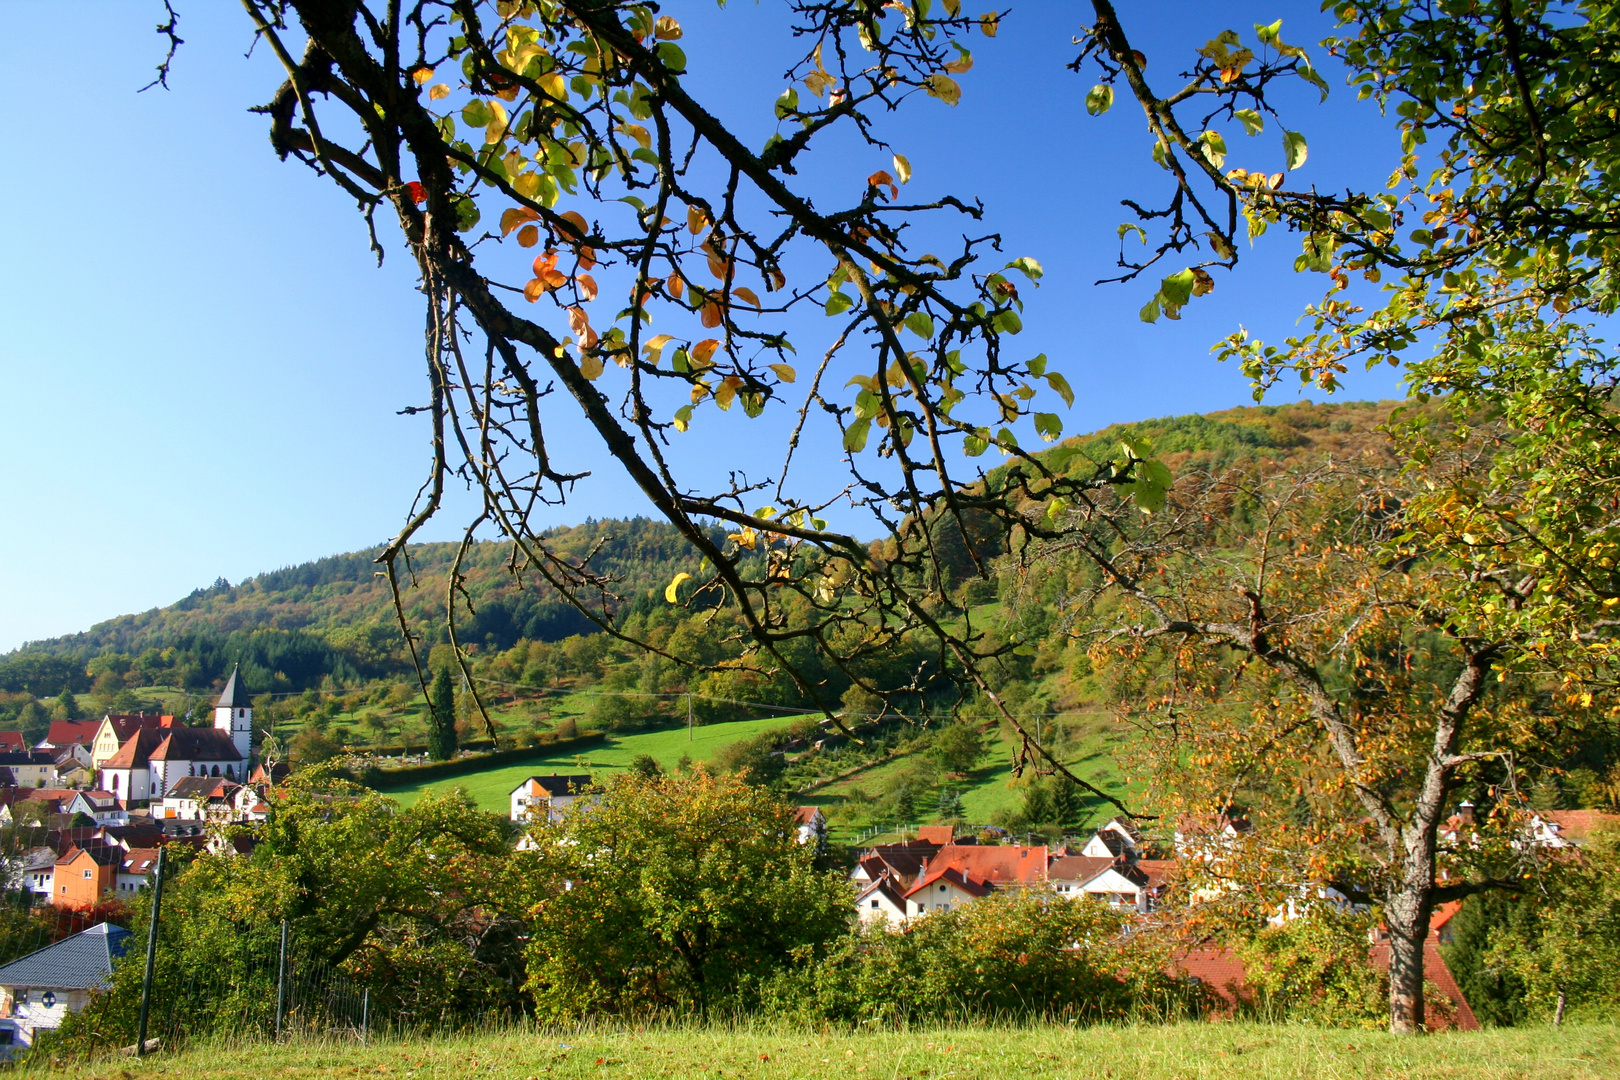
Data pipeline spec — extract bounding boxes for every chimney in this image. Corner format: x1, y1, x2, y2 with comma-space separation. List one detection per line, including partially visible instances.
1458, 801, 1475, 825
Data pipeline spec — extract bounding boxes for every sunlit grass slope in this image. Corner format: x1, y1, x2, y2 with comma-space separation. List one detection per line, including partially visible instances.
38, 1022, 1618, 1080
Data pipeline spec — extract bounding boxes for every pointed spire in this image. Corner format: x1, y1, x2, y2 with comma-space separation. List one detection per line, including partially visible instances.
215, 665, 251, 710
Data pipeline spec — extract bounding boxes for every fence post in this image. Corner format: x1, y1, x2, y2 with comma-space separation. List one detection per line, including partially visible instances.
361, 987, 369, 1044
276, 918, 288, 1040
135, 845, 166, 1057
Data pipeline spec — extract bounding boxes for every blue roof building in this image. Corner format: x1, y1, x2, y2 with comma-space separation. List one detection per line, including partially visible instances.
0, 923, 131, 1057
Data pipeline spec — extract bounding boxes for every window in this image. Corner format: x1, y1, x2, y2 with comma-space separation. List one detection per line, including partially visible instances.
14, 992, 25, 1006
938, 884, 946, 892
0, 1028, 14, 1044
870, 900, 878, 909
83, 870, 92, 880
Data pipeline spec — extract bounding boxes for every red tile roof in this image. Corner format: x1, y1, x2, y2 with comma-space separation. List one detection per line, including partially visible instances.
922, 842, 1048, 887
0, 732, 23, 754
1536, 810, 1620, 844
42, 721, 101, 748
149, 727, 241, 762
905, 864, 992, 900
916, 825, 955, 845
102, 729, 167, 770
1047, 854, 1117, 884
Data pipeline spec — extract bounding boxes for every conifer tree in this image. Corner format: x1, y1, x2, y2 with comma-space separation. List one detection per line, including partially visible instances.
427, 668, 458, 762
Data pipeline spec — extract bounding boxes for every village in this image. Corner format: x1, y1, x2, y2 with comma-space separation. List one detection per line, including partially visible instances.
0, 663, 1610, 1055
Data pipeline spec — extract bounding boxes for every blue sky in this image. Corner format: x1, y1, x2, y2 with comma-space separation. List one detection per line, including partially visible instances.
0, 1, 1407, 651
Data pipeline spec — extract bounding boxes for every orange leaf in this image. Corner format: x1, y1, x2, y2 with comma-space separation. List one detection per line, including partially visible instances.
542, 269, 569, 288
700, 301, 723, 328
733, 286, 761, 309
578, 274, 599, 301
523, 278, 548, 302
666, 272, 685, 302
517, 224, 540, 248
578, 246, 597, 271
691, 339, 721, 368
687, 205, 708, 235
559, 211, 589, 241
867, 170, 898, 198
568, 306, 598, 348
534, 250, 559, 276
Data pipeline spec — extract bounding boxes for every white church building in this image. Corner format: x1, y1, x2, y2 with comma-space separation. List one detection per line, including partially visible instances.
99, 667, 254, 804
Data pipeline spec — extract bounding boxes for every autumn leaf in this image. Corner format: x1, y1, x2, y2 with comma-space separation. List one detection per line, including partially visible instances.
768, 363, 797, 383
517, 224, 539, 248
892, 154, 912, 184
733, 286, 761, 308
664, 572, 691, 602
700, 301, 723, 328
654, 15, 682, 40
666, 272, 686, 303
428, 84, 451, 101
558, 211, 590, 241
687, 205, 708, 235
924, 74, 961, 106
868, 170, 898, 198
979, 12, 999, 37
690, 339, 720, 368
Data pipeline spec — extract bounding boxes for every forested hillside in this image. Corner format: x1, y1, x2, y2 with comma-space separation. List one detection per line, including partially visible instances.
0, 400, 1405, 754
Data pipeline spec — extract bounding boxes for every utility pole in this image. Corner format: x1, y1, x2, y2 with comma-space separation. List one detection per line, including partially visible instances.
135, 845, 166, 1057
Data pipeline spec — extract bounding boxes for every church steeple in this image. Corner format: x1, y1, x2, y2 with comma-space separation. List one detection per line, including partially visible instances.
213, 664, 253, 763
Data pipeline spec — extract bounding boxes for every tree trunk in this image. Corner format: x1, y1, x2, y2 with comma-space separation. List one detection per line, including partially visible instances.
1554, 985, 1567, 1028
1384, 883, 1431, 1035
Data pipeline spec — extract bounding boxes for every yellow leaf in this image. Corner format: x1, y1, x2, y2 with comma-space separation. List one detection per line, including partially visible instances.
412, 67, 435, 85
768, 363, 797, 383
537, 73, 567, 101
924, 74, 961, 106
665, 572, 691, 602
687, 204, 708, 235
944, 51, 973, 75
621, 123, 652, 150
979, 12, 999, 36
642, 333, 677, 361
655, 15, 683, 40
428, 83, 451, 101
714, 376, 741, 410
577, 273, 599, 301
580, 351, 604, 380
892, 154, 912, 184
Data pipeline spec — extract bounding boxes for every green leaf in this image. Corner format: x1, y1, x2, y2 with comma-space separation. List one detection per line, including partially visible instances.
461, 100, 492, 127
1300, 66, 1329, 101
1085, 84, 1114, 116
672, 404, 694, 430
825, 290, 854, 316
1044, 371, 1074, 408
992, 309, 1023, 334
1283, 129, 1308, 170
1139, 296, 1161, 323
1006, 256, 1044, 281
904, 311, 936, 339
656, 42, 688, 72
1200, 130, 1227, 169
1254, 19, 1283, 45
963, 432, 989, 457
1034, 413, 1063, 442
1118, 223, 1147, 244
1026, 353, 1048, 377
843, 417, 872, 453
775, 87, 800, 119
1160, 268, 1196, 306
1044, 446, 1078, 473
1235, 108, 1264, 136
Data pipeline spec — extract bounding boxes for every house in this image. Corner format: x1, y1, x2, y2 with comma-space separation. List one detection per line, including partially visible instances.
49, 749, 92, 790
0, 733, 23, 755
896, 842, 1049, 920
855, 871, 910, 927
34, 721, 100, 756
114, 848, 160, 894
1525, 809, 1620, 848
97, 729, 167, 803
12, 848, 57, 905
63, 791, 126, 827
157, 777, 241, 822
0, 923, 132, 1058
1046, 854, 1116, 898
0, 752, 60, 790
89, 713, 176, 771
850, 837, 949, 892
793, 806, 827, 846
51, 845, 120, 907
509, 774, 593, 824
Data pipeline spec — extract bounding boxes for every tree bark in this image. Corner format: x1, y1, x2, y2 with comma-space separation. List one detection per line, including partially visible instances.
1384, 881, 1431, 1034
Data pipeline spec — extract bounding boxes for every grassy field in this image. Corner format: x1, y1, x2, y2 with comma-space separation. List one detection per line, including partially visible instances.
379, 714, 805, 811
34, 1023, 1619, 1080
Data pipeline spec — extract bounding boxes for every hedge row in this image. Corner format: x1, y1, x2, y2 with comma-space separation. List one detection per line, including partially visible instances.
364, 730, 605, 789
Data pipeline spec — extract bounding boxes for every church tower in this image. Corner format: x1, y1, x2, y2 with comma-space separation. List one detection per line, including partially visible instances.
213, 664, 253, 763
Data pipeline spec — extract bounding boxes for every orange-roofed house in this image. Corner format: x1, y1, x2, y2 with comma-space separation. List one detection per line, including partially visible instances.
0, 733, 24, 755
898, 842, 1047, 921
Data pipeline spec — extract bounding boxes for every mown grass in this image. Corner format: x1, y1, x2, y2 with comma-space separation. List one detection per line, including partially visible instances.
380, 714, 805, 810
32, 1022, 1619, 1080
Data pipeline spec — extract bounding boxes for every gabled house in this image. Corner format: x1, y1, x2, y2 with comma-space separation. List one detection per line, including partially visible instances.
855, 871, 909, 927
63, 791, 126, 827
0, 923, 132, 1058
1046, 854, 1117, 898
1525, 809, 1620, 848
115, 848, 160, 894
509, 774, 593, 824
50, 749, 93, 790
98, 729, 167, 804
158, 776, 241, 822
13, 848, 57, 904
52, 845, 120, 907
34, 721, 99, 756
793, 806, 827, 847
89, 713, 176, 771
0, 733, 24, 755
903, 864, 991, 917
889, 841, 1048, 921
849, 837, 947, 892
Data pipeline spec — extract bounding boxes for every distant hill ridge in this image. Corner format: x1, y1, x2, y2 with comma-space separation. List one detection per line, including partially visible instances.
1, 400, 1398, 698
